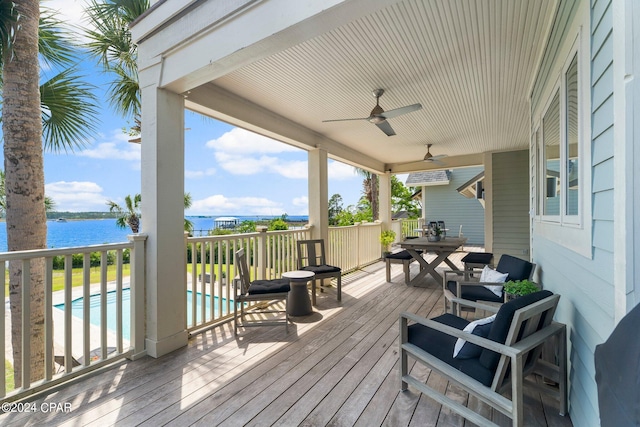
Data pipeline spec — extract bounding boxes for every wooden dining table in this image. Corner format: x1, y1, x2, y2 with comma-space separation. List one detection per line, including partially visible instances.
399, 236, 467, 286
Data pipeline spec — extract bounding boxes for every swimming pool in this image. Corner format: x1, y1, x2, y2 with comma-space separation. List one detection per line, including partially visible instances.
54, 289, 230, 340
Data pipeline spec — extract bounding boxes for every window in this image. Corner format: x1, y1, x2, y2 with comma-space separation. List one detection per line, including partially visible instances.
538, 51, 580, 224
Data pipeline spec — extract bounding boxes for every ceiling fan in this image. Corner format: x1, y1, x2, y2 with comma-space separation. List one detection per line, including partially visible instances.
322, 89, 422, 136
423, 144, 447, 165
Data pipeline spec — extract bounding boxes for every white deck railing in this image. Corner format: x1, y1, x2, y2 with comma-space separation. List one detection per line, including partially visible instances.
1, 221, 396, 399
0, 235, 146, 401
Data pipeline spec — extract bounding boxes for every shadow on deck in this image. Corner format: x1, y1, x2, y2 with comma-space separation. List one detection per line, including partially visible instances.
0, 249, 572, 426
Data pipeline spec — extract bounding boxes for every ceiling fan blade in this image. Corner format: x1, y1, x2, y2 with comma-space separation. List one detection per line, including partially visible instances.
431, 154, 447, 160
432, 159, 445, 166
322, 117, 370, 123
380, 103, 422, 120
376, 120, 396, 136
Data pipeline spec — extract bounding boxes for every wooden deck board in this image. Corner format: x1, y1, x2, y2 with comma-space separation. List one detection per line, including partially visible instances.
0, 253, 572, 427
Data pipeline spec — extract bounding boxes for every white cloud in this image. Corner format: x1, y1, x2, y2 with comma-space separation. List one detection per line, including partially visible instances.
45, 181, 109, 212
189, 194, 285, 216
77, 130, 141, 162
206, 128, 299, 154
205, 128, 307, 179
45, 0, 92, 42
185, 168, 216, 179
328, 161, 358, 180
292, 196, 308, 207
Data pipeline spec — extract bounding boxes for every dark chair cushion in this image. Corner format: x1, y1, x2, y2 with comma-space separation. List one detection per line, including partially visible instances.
407, 313, 495, 386
478, 290, 553, 371
495, 254, 533, 282
300, 264, 341, 274
385, 250, 414, 260
447, 281, 503, 303
247, 278, 291, 295
461, 252, 493, 264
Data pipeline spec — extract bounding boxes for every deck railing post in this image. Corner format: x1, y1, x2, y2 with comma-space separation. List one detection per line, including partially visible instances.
128, 234, 148, 360
256, 226, 268, 280
355, 222, 361, 268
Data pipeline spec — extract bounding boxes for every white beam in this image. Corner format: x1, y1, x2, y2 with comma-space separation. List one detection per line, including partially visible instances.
133, 0, 404, 93
185, 83, 385, 172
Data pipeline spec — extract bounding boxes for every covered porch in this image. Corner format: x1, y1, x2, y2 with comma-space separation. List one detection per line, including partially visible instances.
0, 253, 571, 426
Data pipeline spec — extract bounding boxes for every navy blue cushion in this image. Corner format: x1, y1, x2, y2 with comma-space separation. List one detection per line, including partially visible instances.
300, 264, 341, 274
407, 313, 495, 386
455, 319, 494, 359
495, 255, 533, 282
385, 250, 413, 260
478, 290, 553, 371
247, 278, 290, 295
461, 252, 493, 264
447, 281, 503, 303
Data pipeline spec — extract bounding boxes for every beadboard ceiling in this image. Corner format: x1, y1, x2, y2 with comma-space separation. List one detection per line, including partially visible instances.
201, 0, 557, 171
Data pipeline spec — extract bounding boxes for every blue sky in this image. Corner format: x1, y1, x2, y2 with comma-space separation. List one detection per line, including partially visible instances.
12, 0, 371, 216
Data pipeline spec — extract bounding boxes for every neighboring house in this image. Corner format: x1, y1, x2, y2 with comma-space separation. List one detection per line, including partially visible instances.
132, 1, 639, 425
407, 168, 485, 245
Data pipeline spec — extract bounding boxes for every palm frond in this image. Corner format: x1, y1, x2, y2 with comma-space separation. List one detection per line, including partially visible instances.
38, 8, 77, 69
106, 63, 140, 118
40, 67, 101, 153
0, 1, 19, 67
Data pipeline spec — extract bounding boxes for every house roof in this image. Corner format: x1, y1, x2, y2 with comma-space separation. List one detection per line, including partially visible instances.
406, 171, 451, 187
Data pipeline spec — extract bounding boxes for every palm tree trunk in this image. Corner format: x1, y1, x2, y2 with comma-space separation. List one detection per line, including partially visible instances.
371, 174, 379, 221
3, 0, 46, 387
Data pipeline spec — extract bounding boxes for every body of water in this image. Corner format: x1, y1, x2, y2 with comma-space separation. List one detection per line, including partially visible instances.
0, 215, 308, 252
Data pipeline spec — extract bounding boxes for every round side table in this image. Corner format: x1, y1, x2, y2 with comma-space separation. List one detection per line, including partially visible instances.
282, 270, 315, 316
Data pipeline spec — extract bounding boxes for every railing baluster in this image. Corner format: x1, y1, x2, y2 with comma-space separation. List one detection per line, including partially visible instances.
83, 253, 91, 366
208, 241, 214, 321
200, 242, 206, 324
191, 242, 197, 328
21, 259, 31, 389
64, 255, 72, 373
100, 251, 108, 359
116, 249, 123, 353
0, 260, 5, 397
44, 257, 53, 381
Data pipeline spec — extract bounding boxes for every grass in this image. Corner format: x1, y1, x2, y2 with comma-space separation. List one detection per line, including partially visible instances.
4, 264, 132, 296
5, 359, 14, 392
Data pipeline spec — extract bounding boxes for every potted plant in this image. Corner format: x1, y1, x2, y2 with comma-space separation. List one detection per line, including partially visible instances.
427, 225, 442, 242
379, 230, 396, 256
503, 279, 539, 301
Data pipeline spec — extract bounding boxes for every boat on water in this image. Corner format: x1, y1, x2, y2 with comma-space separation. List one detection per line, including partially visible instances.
56, 218, 67, 223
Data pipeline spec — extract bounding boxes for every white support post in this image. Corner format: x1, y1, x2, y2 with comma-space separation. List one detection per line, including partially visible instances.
140, 79, 188, 357
379, 171, 392, 230
257, 226, 268, 280
308, 148, 329, 243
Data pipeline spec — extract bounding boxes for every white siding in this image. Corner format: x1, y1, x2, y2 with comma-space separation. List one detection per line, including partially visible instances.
530, 1, 613, 426
423, 167, 485, 245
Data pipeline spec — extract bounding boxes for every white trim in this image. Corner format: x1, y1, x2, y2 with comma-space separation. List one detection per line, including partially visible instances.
613, 0, 640, 321
532, 4, 592, 259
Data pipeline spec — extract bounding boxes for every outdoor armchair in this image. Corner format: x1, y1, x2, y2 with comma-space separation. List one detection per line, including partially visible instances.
234, 248, 291, 335
400, 290, 567, 427
443, 254, 536, 315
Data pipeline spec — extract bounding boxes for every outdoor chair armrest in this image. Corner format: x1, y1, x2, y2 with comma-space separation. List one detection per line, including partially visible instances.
448, 296, 501, 313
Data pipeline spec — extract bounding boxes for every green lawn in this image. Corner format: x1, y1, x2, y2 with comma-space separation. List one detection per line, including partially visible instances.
5, 359, 14, 392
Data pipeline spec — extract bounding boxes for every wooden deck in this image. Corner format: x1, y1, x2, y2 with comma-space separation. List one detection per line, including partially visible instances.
1, 250, 572, 426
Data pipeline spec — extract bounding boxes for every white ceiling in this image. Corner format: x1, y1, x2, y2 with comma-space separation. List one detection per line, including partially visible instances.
207, 0, 557, 170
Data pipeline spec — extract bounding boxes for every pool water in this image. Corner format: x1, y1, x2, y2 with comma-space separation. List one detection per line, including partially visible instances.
54, 289, 229, 340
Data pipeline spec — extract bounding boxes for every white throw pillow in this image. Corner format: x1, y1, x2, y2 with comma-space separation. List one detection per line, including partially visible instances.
453, 314, 497, 358
479, 265, 508, 297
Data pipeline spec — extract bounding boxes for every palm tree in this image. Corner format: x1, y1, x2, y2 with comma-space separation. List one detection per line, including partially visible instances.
108, 193, 141, 233
356, 168, 379, 221
1, 5, 100, 386
108, 192, 194, 233
85, 0, 150, 134
0, 169, 56, 215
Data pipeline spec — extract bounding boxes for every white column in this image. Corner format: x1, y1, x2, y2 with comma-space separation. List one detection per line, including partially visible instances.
140, 80, 188, 357
379, 172, 392, 227
308, 148, 329, 242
